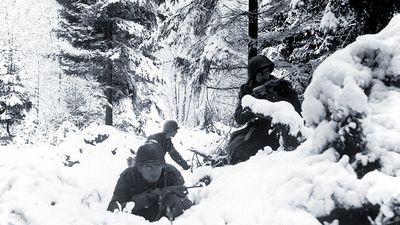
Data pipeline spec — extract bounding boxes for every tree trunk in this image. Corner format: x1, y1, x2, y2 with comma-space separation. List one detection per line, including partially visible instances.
105, 59, 113, 126
182, 84, 187, 123
175, 81, 180, 121
104, 18, 114, 126
6, 120, 11, 136
248, 0, 258, 59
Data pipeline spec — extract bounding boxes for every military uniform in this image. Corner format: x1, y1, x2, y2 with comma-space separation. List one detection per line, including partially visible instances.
147, 132, 190, 170
107, 163, 191, 221
108, 143, 192, 221
227, 55, 302, 164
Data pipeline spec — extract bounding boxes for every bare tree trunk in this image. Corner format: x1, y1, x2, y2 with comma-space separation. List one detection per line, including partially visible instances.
103, 18, 114, 126
182, 84, 187, 123
6, 120, 11, 136
175, 80, 179, 121
185, 90, 192, 125
248, 0, 258, 59
105, 59, 113, 126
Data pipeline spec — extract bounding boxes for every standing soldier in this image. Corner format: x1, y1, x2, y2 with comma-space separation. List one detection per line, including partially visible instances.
146, 120, 190, 170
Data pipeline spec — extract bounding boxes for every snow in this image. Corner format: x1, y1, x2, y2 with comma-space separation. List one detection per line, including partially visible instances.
241, 95, 304, 135
303, 14, 400, 183
2, 5, 400, 225
320, 11, 339, 34
289, 0, 304, 9
1, 123, 398, 225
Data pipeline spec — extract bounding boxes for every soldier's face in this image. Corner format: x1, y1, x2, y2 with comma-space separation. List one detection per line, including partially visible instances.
140, 163, 163, 183
255, 69, 270, 83
166, 130, 177, 139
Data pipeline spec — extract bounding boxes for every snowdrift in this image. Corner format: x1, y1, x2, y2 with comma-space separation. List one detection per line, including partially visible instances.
1, 14, 400, 225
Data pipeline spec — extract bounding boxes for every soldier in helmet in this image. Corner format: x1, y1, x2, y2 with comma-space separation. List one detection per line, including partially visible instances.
227, 55, 302, 164
146, 120, 190, 170
108, 143, 192, 221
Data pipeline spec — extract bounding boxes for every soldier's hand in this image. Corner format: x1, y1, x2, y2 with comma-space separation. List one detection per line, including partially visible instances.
131, 192, 157, 210
182, 163, 190, 171
240, 107, 256, 121
164, 193, 178, 206
163, 193, 188, 219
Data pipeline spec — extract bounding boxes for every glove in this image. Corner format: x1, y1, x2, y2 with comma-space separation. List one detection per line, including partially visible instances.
240, 107, 256, 121
164, 193, 185, 219
163, 193, 193, 219
131, 192, 157, 210
182, 163, 190, 171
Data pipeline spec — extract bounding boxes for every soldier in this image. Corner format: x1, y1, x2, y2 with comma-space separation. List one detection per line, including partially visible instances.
107, 143, 192, 221
146, 120, 190, 170
227, 55, 302, 164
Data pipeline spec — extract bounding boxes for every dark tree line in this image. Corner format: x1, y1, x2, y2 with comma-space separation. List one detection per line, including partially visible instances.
258, 0, 400, 97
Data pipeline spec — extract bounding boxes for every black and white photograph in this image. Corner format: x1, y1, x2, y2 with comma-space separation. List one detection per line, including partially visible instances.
1, 0, 400, 224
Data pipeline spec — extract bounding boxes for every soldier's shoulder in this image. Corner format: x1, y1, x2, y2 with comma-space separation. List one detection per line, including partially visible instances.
163, 163, 185, 185
147, 132, 165, 140
120, 166, 138, 177
239, 83, 252, 96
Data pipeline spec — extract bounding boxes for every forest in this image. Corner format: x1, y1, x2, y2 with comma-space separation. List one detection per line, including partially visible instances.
0, 0, 398, 143
1, 1, 400, 225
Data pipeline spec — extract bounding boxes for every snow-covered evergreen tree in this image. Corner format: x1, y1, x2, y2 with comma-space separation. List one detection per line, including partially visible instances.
0, 71, 32, 137
155, 0, 400, 131
0, 0, 32, 138
155, 0, 246, 130
56, 0, 159, 126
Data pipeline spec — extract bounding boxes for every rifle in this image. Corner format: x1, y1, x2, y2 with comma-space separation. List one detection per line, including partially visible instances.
189, 148, 227, 168
149, 184, 203, 196
151, 184, 203, 223
252, 75, 287, 98
189, 148, 214, 163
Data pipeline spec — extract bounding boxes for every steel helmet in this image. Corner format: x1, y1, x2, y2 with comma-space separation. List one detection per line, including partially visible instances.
247, 55, 275, 80
163, 120, 179, 132
135, 143, 165, 166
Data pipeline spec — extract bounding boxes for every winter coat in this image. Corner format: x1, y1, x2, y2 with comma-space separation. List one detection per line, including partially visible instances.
147, 132, 190, 170
234, 75, 302, 126
107, 164, 189, 221
228, 75, 302, 164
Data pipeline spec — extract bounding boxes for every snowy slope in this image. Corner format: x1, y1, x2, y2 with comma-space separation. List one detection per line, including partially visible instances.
1, 12, 400, 225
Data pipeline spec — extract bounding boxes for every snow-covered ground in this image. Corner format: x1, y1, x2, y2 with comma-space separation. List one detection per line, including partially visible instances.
1, 12, 400, 225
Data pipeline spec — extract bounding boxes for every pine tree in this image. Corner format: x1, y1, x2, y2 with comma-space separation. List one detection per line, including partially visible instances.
0, 61, 32, 136
0, 0, 32, 137
258, 0, 400, 97
56, 0, 157, 126
156, 0, 400, 131
156, 0, 247, 129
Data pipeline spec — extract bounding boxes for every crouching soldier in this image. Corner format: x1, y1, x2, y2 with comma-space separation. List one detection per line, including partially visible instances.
107, 143, 193, 222
146, 120, 190, 170
227, 55, 302, 164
